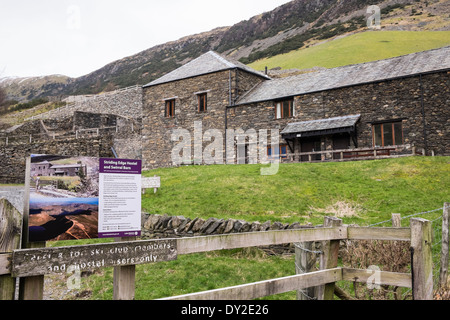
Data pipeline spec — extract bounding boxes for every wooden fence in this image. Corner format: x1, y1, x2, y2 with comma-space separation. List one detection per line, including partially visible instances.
1, 198, 448, 300
276, 144, 431, 163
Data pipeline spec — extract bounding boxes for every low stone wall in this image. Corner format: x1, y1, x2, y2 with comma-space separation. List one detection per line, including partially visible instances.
141, 213, 315, 255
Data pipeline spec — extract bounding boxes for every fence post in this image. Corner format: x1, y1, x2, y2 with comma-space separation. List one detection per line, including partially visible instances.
18, 157, 46, 300
113, 237, 136, 300
294, 241, 317, 300
439, 203, 449, 288
410, 218, 433, 300
0, 198, 22, 300
318, 216, 342, 300
392, 213, 401, 227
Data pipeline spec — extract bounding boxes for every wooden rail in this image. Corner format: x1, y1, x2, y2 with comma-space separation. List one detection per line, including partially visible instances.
280, 145, 413, 163
162, 268, 343, 301
162, 267, 413, 301
4, 227, 346, 277
0, 197, 441, 300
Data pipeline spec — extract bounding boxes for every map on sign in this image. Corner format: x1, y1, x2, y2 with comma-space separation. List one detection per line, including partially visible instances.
28, 154, 142, 242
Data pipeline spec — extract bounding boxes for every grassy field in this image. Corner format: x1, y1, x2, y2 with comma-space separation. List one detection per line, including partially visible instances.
47, 157, 449, 300
142, 157, 449, 227
248, 31, 450, 71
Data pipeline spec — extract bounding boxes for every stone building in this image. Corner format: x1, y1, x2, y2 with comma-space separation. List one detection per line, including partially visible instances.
142, 51, 270, 168
30, 160, 85, 177
142, 47, 450, 170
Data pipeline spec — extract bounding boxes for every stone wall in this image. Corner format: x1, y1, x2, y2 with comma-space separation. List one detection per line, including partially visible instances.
227, 70, 450, 157
142, 67, 449, 170
28, 86, 143, 121
0, 135, 115, 184
142, 69, 266, 170
73, 111, 118, 131
141, 213, 314, 254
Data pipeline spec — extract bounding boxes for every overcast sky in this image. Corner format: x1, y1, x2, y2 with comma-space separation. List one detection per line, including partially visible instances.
0, 0, 292, 79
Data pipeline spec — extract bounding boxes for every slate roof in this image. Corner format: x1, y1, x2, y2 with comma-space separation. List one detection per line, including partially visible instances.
50, 164, 82, 169
236, 46, 450, 105
143, 51, 270, 87
281, 115, 361, 135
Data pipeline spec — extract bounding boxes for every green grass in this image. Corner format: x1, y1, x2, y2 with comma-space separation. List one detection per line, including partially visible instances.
143, 157, 449, 226
48, 157, 449, 300
248, 31, 450, 71
75, 248, 295, 300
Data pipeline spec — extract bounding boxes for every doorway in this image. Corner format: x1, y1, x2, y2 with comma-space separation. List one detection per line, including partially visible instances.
300, 137, 321, 161
332, 133, 350, 159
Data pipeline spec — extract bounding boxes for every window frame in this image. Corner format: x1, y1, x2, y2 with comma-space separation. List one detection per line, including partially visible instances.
198, 93, 208, 113
275, 99, 294, 119
165, 99, 175, 118
267, 144, 288, 160
372, 120, 404, 147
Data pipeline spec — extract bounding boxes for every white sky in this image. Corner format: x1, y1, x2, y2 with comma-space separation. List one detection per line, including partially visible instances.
0, 0, 292, 78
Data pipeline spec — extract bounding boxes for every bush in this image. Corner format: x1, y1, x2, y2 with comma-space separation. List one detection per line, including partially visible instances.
341, 238, 411, 300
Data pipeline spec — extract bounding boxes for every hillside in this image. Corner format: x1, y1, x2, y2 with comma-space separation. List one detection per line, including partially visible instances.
141, 157, 450, 226
2, 0, 449, 102
248, 30, 450, 71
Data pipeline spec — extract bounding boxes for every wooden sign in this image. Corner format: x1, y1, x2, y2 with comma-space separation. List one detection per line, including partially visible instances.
12, 239, 177, 277
142, 175, 161, 194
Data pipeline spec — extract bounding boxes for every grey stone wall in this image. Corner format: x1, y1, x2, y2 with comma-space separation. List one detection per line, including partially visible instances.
227, 70, 450, 157
0, 135, 115, 184
28, 86, 143, 121
142, 69, 266, 170
141, 213, 314, 254
73, 111, 118, 131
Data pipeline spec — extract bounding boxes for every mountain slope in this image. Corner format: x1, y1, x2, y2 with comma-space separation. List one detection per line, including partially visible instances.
248, 30, 450, 71
1, 0, 449, 102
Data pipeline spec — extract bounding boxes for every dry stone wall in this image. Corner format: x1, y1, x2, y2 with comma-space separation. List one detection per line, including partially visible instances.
141, 213, 314, 254
29, 86, 143, 121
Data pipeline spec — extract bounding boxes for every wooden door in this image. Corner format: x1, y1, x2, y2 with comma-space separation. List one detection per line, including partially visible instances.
332, 134, 350, 159
301, 138, 321, 161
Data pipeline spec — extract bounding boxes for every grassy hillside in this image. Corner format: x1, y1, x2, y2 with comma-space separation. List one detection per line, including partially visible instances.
142, 157, 450, 226
248, 31, 450, 71
51, 156, 449, 300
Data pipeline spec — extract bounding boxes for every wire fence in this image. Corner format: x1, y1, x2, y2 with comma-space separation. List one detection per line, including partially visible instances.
295, 204, 449, 300
368, 205, 447, 286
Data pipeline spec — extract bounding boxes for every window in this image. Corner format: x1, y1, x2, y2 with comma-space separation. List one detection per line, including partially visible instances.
373, 121, 403, 147
275, 99, 294, 119
165, 99, 175, 118
198, 93, 207, 112
267, 144, 288, 160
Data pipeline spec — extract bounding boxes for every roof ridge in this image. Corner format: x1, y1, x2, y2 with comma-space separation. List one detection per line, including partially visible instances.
144, 50, 269, 87
207, 51, 236, 68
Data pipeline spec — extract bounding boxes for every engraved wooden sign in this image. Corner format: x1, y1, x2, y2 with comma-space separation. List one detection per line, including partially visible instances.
12, 239, 177, 277
141, 176, 161, 189
141, 175, 160, 194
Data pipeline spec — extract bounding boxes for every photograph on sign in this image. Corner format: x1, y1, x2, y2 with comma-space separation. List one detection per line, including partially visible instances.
28, 155, 142, 242
29, 154, 100, 242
